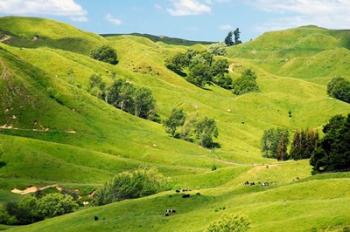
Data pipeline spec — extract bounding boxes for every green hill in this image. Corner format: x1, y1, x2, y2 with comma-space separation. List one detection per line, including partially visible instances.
0, 17, 349, 231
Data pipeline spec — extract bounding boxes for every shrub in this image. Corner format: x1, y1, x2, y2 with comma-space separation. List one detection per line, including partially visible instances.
37, 193, 78, 218
90, 45, 118, 65
290, 129, 319, 160
327, 77, 350, 103
164, 108, 186, 137
5, 197, 42, 225
261, 128, 289, 160
207, 214, 250, 232
208, 43, 226, 56
165, 52, 189, 76
233, 69, 259, 95
94, 168, 165, 206
0, 205, 16, 225
310, 114, 350, 173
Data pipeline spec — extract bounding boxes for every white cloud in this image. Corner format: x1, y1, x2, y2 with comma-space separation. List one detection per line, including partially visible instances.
219, 24, 233, 31
105, 14, 122, 26
167, 0, 211, 16
248, 0, 350, 30
0, 0, 88, 22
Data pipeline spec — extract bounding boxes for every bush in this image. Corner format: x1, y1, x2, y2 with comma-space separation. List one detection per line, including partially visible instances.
0, 205, 16, 225
187, 62, 212, 87
290, 129, 319, 160
5, 197, 41, 225
94, 168, 165, 206
208, 43, 226, 56
233, 69, 259, 95
165, 52, 189, 76
207, 214, 250, 232
310, 114, 350, 173
261, 128, 289, 160
90, 45, 118, 65
37, 193, 78, 218
327, 77, 350, 103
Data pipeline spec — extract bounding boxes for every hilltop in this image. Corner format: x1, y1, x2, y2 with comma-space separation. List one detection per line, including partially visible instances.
0, 17, 349, 231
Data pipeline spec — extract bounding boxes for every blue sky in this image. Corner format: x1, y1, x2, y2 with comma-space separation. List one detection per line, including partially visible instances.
1, 0, 350, 42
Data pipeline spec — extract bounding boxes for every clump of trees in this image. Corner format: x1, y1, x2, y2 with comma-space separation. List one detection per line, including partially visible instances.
232, 69, 259, 95
87, 76, 159, 122
207, 214, 250, 232
0, 193, 78, 225
289, 129, 319, 160
310, 114, 350, 173
224, 28, 242, 47
163, 108, 219, 148
165, 50, 232, 89
261, 128, 289, 160
94, 168, 165, 206
327, 77, 350, 103
90, 45, 118, 65
106, 80, 159, 121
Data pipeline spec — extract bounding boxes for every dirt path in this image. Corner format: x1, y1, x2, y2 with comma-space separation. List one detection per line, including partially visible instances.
11, 184, 63, 195
0, 35, 11, 43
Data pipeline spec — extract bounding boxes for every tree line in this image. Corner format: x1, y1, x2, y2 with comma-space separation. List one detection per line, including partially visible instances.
261, 114, 350, 174
165, 50, 259, 95
88, 75, 160, 122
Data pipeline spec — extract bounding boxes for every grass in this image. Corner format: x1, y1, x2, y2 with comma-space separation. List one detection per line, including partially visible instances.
0, 17, 349, 231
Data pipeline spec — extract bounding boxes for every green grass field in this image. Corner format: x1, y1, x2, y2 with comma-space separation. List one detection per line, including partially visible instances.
0, 17, 349, 231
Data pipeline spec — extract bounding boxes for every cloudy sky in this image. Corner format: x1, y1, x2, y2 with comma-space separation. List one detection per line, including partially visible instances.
0, 0, 349, 42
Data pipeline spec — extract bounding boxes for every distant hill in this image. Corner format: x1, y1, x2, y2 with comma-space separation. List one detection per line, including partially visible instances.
101, 33, 214, 46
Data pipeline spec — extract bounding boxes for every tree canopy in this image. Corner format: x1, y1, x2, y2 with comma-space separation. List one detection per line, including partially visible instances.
90, 45, 118, 65
233, 69, 259, 95
327, 77, 350, 103
310, 114, 350, 173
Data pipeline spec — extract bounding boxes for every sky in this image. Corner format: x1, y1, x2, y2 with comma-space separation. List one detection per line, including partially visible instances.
0, 0, 350, 42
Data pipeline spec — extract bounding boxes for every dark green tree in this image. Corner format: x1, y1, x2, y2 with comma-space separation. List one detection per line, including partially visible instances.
187, 63, 212, 87
164, 108, 186, 137
165, 52, 189, 76
290, 129, 319, 160
133, 88, 156, 119
233, 69, 259, 95
310, 114, 350, 173
327, 77, 350, 103
233, 28, 242, 45
37, 193, 78, 218
90, 45, 118, 65
224, 31, 234, 46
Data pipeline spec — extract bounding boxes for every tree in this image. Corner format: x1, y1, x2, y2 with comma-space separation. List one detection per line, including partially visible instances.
37, 193, 78, 218
290, 129, 319, 160
207, 214, 250, 232
165, 52, 189, 76
261, 128, 289, 160
164, 108, 186, 137
90, 45, 118, 65
233, 28, 242, 45
194, 117, 219, 148
211, 59, 232, 89
327, 77, 350, 103
224, 31, 234, 46
310, 114, 350, 173
233, 69, 259, 95
187, 62, 212, 87
208, 43, 226, 56
133, 88, 156, 119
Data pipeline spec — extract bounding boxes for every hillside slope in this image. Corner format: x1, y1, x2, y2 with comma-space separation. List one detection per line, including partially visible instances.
0, 17, 349, 231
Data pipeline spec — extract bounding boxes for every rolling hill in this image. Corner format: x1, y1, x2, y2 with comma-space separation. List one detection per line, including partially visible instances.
0, 17, 349, 231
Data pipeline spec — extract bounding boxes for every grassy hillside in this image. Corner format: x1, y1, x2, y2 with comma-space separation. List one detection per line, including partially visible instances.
228, 26, 350, 84
0, 17, 349, 231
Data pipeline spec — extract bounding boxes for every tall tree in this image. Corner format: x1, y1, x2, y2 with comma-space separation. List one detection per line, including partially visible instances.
233, 28, 242, 45
290, 129, 319, 160
164, 108, 186, 137
224, 31, 234, 46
